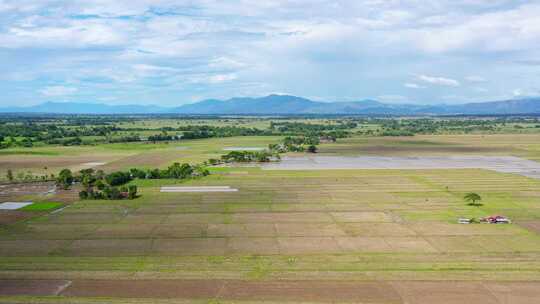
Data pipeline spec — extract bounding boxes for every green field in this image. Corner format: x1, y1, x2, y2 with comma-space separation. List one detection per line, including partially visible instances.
2, 119, 540, 302
2, 167, 540, 281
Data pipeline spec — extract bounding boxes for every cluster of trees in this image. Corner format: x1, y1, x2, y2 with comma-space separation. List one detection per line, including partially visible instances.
0, 136, 34, 148
148, 132, 179, 142
354, 118, 540, 137
75, 169, 138, 200
269, 136, 319, 153
270, 121, 357, 134
127, 162, 209, 180
54, 162, 211, 200
176, 125, 272, 138
218, 150, 276, 163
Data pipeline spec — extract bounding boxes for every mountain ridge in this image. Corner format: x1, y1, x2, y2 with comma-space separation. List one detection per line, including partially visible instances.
1, 95, 540, 115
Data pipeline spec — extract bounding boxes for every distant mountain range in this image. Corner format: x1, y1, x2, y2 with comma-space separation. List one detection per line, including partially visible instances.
2, 95, 540, 115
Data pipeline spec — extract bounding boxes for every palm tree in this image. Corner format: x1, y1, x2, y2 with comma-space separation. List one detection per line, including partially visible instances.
464, 193, 482, 206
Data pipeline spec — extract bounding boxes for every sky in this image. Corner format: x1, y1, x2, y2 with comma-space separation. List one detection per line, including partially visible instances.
0, 0, 540, 107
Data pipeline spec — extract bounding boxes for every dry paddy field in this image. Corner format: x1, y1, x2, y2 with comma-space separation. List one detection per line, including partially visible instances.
1, 166, 540, 303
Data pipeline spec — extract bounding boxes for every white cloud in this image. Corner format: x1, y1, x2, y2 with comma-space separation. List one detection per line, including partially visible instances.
208, 73, 238, 84
0, 18, 129, 48
417, 75, 460, 87
0, 1, 539, 106
513, 88, 540, 98
409, 3, 540, 53
40, 86, 78, 96
404, 83, 426, 89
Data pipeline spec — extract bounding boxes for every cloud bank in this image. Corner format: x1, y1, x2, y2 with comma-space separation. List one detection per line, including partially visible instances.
0, 0, 539, 106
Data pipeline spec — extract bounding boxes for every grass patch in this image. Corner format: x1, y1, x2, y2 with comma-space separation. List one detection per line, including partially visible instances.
0, 150, 60, 156
20, 202, 63, 212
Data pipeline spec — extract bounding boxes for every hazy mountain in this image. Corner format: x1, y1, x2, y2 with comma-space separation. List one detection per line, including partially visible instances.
0, 101, 166, 114
171, 95, 540, 115
1, 96, 540, 115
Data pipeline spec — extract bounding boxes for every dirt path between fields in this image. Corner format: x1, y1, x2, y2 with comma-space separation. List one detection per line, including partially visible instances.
1, 279, 539, 303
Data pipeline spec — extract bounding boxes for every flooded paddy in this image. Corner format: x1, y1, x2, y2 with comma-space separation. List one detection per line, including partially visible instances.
263, 156, 540, 179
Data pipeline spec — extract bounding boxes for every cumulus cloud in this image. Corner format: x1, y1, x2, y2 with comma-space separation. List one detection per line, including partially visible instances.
40, 86, 78, 96
417, 75, 460, 87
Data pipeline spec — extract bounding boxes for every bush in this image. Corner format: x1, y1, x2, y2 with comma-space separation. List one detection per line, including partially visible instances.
96, 179, 105, 190
79, 190, 88, 199
103, 186, 122, 200
128, 185, 138, 199
105, 171, 132, 186
166, 163, 193, 179
129, 168, 146, 179
56, 169, 74, 190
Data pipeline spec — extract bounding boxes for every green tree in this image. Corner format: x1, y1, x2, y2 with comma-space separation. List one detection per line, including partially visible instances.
307, 145, 318, 153
79, 190, 89, 200
128, 185, 138, 199
105, 171, 132, 186
464, 193, 482, 206
6, 169, 14, 182
166, 163, 193, 179
56, 169, 74, 190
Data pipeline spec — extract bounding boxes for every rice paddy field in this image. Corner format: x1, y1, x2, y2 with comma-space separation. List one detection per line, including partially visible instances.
2, 129, 540, 303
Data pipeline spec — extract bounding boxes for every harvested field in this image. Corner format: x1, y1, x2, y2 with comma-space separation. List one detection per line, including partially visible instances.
0, 279, 71, 296
0, 152, 125, 177
517, 221, 540, 234
2, 164, 540, 302
0, 182, 54, 199
0, 211, 30, 225
2, 279, 540, 303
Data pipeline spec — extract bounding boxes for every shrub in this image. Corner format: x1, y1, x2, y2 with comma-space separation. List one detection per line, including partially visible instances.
79, 190, 88, 199
105, 171, 132, 186
128, 185, 138, 199
56, 169, 74, 190
166, 163, 193, 179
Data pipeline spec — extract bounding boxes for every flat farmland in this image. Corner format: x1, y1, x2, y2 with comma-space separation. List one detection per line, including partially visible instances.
0, 136, 281, 178
2, 166, 540, 302
318, 134, 540, 161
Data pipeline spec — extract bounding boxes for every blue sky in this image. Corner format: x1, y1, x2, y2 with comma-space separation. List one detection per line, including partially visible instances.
0, 0, 539, 107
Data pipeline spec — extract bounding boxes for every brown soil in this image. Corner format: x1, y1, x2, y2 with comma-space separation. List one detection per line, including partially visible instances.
0, 279, 71, 296
0, 154, 117, 170
0, 211, 31, 225
100, 150, 186, 171
4, 279, 538, 303
0, 182, 53, 198
517, 221, 540, 234
0, 240, 69, 256
67, 239, 153, 256
390, 281, 500, 304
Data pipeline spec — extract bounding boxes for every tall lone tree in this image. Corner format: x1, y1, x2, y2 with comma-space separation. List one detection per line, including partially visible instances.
56, 169, 74, 190
464, 192, 482, 206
